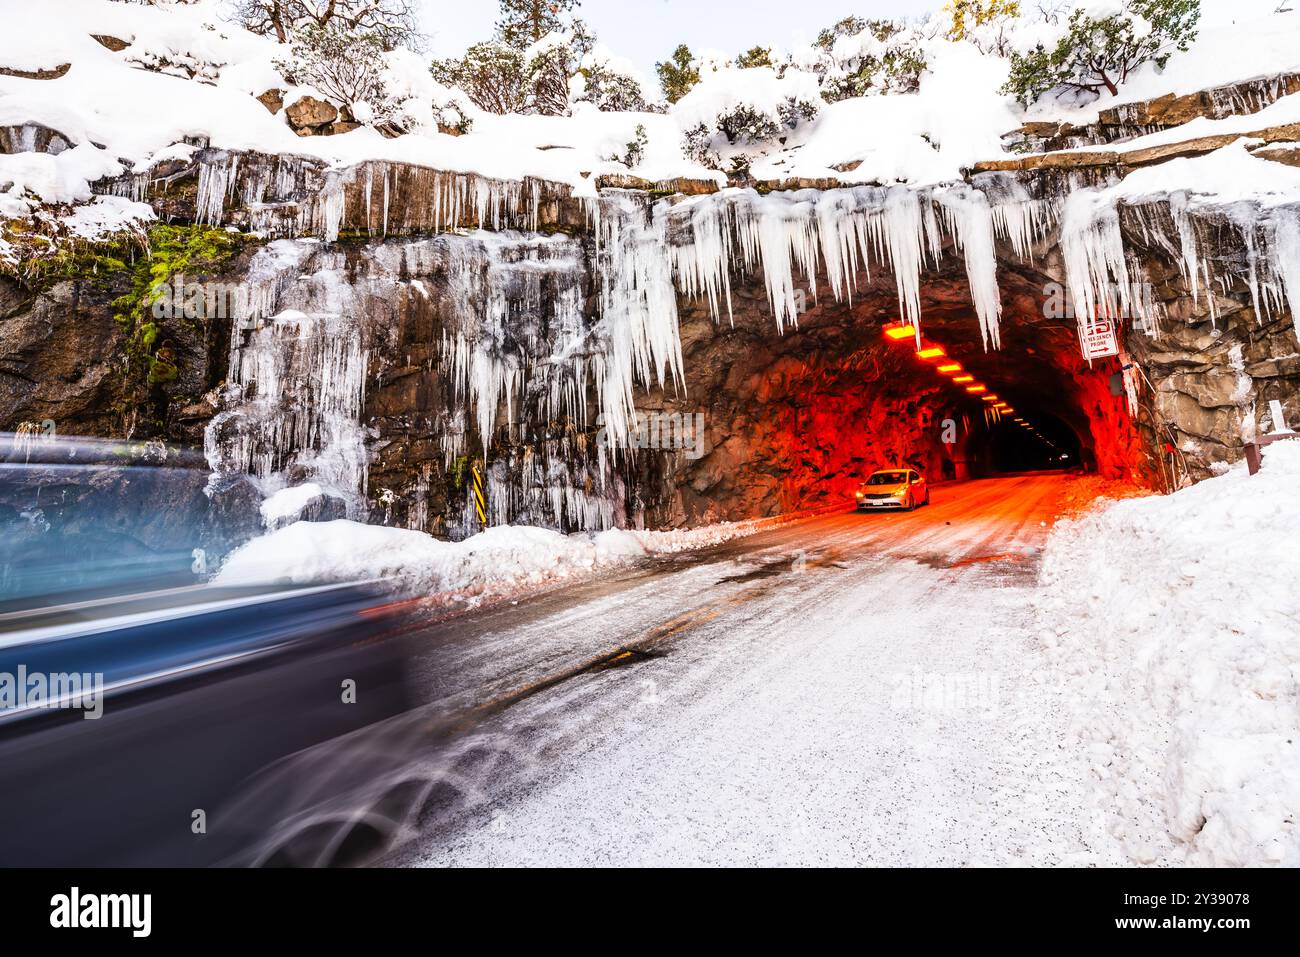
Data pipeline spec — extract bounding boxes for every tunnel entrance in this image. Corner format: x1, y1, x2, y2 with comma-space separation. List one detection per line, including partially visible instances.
661, 256, 1155, 525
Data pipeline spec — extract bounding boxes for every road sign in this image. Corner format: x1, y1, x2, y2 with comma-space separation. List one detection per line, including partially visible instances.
1080, 318, 1119, 360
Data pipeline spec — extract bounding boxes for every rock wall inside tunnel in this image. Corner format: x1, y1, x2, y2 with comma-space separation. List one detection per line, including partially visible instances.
4, 147, 1300, 545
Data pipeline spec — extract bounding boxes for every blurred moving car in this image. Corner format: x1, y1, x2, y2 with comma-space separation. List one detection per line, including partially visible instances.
854, 468, 929, 511
0, 432, 417, 866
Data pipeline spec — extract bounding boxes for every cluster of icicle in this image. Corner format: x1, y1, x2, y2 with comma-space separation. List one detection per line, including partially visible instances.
204, 239, 371, 518
654, 178, 1060, 351
1060, 183, 1300, 340
188, 153, 551, 240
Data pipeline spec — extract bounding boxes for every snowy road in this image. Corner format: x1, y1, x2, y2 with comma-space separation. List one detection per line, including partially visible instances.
383, 473, 1122, 867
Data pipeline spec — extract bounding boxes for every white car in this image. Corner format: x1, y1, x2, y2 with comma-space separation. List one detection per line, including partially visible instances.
855, 468, 929, 511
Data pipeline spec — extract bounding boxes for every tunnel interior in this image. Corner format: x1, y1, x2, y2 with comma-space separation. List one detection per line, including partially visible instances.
652, 253, 1152, 525
977, 412, 1083, 474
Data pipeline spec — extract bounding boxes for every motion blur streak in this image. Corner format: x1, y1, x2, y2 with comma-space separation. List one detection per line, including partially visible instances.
0, 434, 419, 866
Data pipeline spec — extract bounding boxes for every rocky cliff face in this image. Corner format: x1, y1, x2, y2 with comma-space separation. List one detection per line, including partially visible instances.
4, 76, 1299, 546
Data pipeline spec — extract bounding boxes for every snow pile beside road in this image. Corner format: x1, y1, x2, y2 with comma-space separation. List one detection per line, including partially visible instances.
217, 520, 649, 595
1037, 442, 1300, 866
214, 514, 769, 598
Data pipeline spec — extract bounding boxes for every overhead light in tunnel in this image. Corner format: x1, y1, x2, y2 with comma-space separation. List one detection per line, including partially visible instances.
966, 385, 986, 393
916, 347, 946, 360
884, 324, 917, 340
981, 395, 999, 402
937, 363, 962, 373
953, 375, 974, 384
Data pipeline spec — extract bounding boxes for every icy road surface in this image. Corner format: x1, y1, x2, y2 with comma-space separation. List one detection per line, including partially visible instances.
386, 473, 1125, 867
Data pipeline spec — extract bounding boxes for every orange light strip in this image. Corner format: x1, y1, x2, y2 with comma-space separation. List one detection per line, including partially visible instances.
981, 395, 999, 402
915, 347, 946, 359
884, 324, 917, 340
937, 363, 962, 373
966, 385, 986, 393
953, 374, 974, 384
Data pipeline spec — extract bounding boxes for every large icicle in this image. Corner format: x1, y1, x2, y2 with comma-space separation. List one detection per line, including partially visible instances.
937, 185, 1003, 349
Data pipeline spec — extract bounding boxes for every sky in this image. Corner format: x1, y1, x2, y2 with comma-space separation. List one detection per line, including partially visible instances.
420, 0, 944, 75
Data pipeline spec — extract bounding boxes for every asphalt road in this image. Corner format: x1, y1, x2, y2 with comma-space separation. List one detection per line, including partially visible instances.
373, 472, 1117, 866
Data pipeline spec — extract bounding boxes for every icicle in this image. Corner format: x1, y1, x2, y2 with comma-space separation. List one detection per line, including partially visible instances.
1272, 207, 1300, 339
937, 186, 1003, 349
1060, 187, 1137, 342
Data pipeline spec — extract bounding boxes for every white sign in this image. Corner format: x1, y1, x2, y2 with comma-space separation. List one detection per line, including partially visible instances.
1080, 318, 1119, 360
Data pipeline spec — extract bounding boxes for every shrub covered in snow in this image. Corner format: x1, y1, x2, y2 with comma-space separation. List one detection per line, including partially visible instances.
671, 66, 822, 171
804, 16, 931, 102
939, 0, 1022, 56
1003, 0, 1202, 105
574, 49, 650, 113
274, 23, 422, 132
431, 41, 527, 115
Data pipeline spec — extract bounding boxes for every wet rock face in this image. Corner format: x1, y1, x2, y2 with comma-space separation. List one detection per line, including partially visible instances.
1117, 203, 1300, 480
0, 247, 258, 447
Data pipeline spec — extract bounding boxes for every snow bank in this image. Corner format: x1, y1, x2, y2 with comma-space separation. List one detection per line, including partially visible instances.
752, 43, 1017, 188
216, 520, 651, 594
214, 498, 818, 600
1037, 441, 1300, 866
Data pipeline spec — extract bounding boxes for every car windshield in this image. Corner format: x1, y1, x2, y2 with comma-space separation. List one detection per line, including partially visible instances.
867, 471, 908, 486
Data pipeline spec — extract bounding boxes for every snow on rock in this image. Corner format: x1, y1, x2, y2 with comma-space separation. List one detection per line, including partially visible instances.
259, 481, 327, 529
1037, 441, 1300, 866
752, 42, 1018, 188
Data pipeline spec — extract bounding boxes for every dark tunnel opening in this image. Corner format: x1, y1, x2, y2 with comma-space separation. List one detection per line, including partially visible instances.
973, 412, 1085, 474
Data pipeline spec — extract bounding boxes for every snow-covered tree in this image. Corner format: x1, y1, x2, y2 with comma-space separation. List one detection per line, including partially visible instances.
274, 23, 419, 130
735, 46, 775, 69
431, 41, 527, 114
574, 53, 649, 112
496, 0, 581, 49
1002, 0, 1201, 105
525, 34, 576, 115
808, 17, 929, 102
235, 0, 420, 49
941, 0, 1021, 55
656, 44, 700, 104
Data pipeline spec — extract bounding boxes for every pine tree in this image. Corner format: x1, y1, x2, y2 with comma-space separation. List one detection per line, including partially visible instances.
496, 0, 581, 50
656, 44, 699, 104
735, 46, 774, 70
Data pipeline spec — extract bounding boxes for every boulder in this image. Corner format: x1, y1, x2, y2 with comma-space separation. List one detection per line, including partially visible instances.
92, 35, 130, 52
256, 88, 285, 114
285, 96, 338, 132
